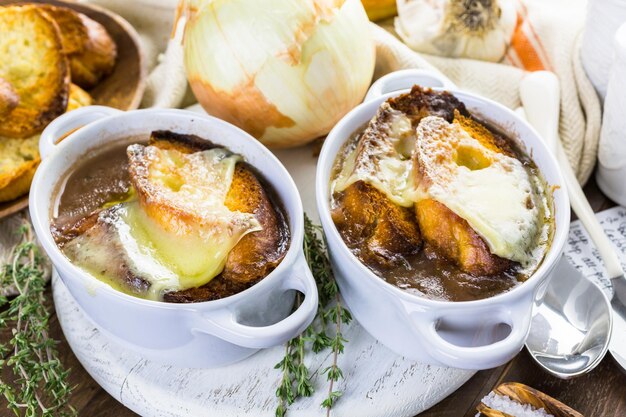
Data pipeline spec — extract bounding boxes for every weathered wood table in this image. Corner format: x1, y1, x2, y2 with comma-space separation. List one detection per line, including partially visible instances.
26, 178, 626, 416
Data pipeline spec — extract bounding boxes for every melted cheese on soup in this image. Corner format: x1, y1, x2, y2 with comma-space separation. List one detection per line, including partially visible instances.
333, 108, 545, 266
64, 146, 262, 299
415, 116, 539, 264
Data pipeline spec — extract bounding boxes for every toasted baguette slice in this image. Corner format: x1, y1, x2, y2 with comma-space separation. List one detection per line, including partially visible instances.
41, 5, 117, 89
71, 13, 116, 88
413, 113, 532, 275
0, 135, 40, 203
37, 4, 86, 55
143, 132, 289, 301
0, 77, 18, 120
0, 5, 70, 138
331, 86, 469, 269
332, 181, 422, 269
67, 83, 93, 111
0, 81, 93, 202
415, 199, 510, 276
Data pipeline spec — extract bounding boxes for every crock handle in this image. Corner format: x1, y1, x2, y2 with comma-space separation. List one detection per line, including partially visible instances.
407, 299, 533, 369
364, 69, 457, 102
39, 106, 123, 159
193, 253, 318, 349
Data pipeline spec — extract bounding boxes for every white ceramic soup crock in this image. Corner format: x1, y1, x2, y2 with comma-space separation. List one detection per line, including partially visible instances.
30, 106, 318, 368
316, 69, 570, 370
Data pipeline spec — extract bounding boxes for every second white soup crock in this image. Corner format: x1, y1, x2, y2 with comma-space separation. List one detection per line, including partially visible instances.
316, 70, 570, 370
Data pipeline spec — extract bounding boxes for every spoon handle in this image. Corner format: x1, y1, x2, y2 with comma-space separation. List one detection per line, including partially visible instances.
520, 71, 625, 280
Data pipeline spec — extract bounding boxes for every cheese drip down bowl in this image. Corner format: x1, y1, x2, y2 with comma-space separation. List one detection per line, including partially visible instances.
316, 70, 570, 370
30, 106, 318, 368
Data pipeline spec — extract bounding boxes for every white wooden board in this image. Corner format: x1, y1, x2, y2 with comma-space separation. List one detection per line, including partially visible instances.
53, 144, 475, 417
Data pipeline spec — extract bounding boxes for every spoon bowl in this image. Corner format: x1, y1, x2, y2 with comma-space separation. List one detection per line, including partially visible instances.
525, 257, 612, 379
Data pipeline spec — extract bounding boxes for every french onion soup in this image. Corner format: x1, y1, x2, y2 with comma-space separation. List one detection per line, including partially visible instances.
330, 86, 554, 301
51, 131, 290, 302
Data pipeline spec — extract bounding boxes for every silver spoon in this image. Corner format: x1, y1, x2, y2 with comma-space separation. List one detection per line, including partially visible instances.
519, 71, 614, 378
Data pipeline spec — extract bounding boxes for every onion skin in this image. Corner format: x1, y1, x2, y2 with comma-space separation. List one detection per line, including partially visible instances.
182, 0, 375, 148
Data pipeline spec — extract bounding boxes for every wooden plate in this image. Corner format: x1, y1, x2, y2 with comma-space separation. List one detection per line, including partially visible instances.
0, 0, 146, 219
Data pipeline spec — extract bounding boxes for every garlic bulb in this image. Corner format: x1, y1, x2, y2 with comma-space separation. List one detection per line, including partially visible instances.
180, 0, 375, 148
395, 0, 516, 62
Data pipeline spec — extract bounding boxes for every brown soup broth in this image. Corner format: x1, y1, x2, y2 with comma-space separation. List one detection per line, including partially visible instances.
54, 141, 133, 227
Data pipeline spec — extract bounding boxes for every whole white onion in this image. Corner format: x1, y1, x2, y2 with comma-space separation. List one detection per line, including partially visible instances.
180, 0, 376, 148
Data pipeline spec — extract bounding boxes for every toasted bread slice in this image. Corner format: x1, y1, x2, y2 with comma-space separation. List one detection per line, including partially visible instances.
332, 181, 422, 269
37, 5, 86, 55
0, 81, 93, 202
0, 5, 70, 138
415, 199, 510, 276
331, 87, 470, 269
165, 159, 289, 302
413, 113, 536, 275
0, 77, 18, 120
67, 83, 93, 111
0, 134, 40, 203
41, 5, 117, 89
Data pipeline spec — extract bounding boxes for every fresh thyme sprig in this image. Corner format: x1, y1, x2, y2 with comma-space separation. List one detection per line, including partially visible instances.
275, 215, 352, 417
0, 221, 75, 417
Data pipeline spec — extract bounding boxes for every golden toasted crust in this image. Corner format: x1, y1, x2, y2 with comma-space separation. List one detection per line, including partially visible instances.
415, 199, 510, 276
70, 13, 117, 88
0, 134, 40, 203
40, 5, 117, 89
37, 5, 87, 55
0, 5, 70, 138
221, 164, 288, 284
453, 111, 514, 157
332, 181, 422, 269
0, 81, 92, 203
0, 77, 19, 120
67, 83, 93, 112
0, 158, 38, 203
